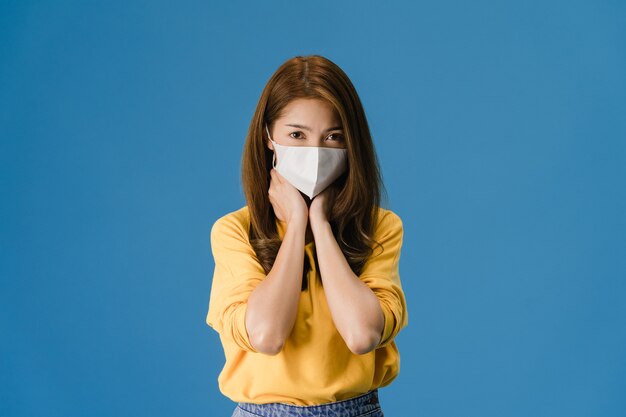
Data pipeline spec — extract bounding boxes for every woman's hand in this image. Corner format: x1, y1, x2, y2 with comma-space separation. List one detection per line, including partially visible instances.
268, 168, 309, 226
309, 187, 331, 229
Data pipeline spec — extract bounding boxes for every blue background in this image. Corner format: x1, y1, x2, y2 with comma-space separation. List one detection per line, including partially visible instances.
1, 1, 625, 416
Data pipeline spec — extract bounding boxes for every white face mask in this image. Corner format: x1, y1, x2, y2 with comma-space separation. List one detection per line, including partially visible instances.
266, 124, 348, 199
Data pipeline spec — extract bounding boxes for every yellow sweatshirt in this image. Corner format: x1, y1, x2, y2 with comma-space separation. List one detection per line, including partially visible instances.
206, 205, 408, 405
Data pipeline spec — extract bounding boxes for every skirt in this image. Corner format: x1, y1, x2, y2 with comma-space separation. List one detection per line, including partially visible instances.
230, 389, 384, 417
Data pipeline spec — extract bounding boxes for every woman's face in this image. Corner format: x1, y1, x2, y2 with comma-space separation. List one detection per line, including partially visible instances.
266, 98, 346, 153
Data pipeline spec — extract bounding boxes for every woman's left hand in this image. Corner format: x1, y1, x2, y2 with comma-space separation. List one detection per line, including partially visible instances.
309, 187, 331, 228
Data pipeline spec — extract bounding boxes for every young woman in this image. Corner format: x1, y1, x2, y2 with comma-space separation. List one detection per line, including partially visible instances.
206, 55, 408, 417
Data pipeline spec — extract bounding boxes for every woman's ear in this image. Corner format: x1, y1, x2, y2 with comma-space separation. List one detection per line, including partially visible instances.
264, 124, 274, 151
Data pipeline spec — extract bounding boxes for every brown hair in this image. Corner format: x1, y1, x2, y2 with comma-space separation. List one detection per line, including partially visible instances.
241, 55, 389, 291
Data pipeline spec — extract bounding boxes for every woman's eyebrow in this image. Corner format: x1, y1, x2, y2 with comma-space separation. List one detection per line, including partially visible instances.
285, 123, 343, 132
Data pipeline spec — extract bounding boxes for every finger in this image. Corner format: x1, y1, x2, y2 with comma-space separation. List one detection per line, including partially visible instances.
269, 168, 277, 184
270, 168, 283, 184
275, 169, 288, 183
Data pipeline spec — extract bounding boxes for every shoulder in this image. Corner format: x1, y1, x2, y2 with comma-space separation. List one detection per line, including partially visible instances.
210, 205, 250, 242
374, 207, 403, 236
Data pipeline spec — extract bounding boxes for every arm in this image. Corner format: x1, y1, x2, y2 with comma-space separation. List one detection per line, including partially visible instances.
357, 211, 407, 350
311, 220, 385, 355
311, 208, 408, 355
207, 169, 308, 355
206, 215, 307, 355
245, 218, 308, 354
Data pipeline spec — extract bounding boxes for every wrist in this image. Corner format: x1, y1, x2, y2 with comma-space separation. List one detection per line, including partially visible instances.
310, 217, 331, 236
287, 215, 308, 231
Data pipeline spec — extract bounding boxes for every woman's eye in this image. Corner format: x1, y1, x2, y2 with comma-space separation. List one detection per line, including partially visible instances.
328, 133, 344, 141
289, 131, 304, 139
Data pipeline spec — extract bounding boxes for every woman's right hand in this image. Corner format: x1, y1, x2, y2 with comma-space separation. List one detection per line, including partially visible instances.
268, 168, 309, 226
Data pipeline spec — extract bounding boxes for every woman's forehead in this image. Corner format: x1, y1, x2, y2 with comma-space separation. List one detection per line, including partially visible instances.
277, 99, 341, 126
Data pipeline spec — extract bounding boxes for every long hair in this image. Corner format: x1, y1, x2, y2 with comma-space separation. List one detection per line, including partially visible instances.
241, 55, 388, 291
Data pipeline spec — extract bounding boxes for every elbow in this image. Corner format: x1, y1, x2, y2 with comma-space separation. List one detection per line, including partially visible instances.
250, 331, 285, 355
347, 304, 387, 355
244, 304, 286, 355
346, 330, 380, 355
346, 306, 387, 355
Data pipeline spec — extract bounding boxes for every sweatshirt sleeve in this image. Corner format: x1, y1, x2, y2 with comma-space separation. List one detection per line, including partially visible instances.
206, 215, 266, 353
359, 210, 409, 349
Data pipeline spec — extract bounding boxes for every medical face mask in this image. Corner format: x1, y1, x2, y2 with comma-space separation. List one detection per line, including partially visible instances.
266, 124, 348, 199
